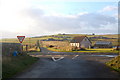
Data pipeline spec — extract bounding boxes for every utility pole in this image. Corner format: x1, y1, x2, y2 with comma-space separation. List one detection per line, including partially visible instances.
29, 38, 31, 48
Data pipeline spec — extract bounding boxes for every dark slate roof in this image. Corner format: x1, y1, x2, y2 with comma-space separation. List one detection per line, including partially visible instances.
70, 36, 87, 43
95, 41, 112, 45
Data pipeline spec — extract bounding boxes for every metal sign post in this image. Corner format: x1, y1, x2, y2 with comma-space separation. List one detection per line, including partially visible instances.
17, 36, 25, 53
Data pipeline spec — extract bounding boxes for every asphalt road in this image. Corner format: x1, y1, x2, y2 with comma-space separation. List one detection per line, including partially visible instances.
15, 48, 120, 78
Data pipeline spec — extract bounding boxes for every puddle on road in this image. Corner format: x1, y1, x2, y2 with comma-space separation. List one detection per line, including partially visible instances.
48, 52, 118, 58
90, 55, 118, 57
51, 52, 65, 53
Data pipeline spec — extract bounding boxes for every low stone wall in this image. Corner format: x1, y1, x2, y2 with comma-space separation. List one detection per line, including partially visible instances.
2, 43, 22, 56
41, 41, 72, 51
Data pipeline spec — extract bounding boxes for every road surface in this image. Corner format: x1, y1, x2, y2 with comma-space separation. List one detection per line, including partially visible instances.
15, 47, 120, 78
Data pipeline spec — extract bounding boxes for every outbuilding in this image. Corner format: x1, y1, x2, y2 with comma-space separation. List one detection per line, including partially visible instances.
94, 41, 112, 48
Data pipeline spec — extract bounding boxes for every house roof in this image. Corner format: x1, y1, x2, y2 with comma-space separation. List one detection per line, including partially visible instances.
95, 41, 112, 45
70, 36, 88, 43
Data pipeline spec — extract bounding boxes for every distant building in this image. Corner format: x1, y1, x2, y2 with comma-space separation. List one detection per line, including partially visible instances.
94, 41, 112, 48
89, 36, 117, 39
70, 36, 92, 48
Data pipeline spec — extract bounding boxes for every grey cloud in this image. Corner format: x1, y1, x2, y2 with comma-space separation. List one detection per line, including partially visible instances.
77, 13, 117, 28
25, 8, 44, 18
25, 8, 117, 34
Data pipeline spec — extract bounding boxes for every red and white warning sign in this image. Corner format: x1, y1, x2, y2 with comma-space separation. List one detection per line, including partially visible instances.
17, 36, 25, 43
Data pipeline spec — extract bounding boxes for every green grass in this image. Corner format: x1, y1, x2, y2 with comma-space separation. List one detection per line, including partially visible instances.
0, 36, 64, 45
2, 54, 39, 78
23, 46, 41, 52
47, 47, 119, 53
47, 48, 64, 52
106, 56, 120, 72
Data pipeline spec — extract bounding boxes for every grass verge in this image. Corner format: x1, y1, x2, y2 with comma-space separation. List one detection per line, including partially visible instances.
27, 47, 41, 52
106, 56, 120, 72
2, 54, 39, 78
47, 47, 119, 54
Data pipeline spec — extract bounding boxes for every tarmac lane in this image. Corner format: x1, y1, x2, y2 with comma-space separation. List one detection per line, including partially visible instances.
15, 55, 120, 78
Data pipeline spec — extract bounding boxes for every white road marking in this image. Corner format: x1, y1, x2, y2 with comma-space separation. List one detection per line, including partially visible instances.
52, 57, 64, 62
52, 57, 56, 61
72, 55, 79, 59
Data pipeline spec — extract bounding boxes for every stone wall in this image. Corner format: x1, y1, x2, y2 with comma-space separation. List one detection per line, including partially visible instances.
2, 43, 22, 55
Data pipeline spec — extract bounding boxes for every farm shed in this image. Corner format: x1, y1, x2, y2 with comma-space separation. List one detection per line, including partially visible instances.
94, 41, 112, 48
70, 36, 92, 48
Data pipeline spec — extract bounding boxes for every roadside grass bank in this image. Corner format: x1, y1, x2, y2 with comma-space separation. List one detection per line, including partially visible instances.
2, 54, 39, 78
27, 46, 41, 52
46, 47, 119, 54
106, 56, 120, 72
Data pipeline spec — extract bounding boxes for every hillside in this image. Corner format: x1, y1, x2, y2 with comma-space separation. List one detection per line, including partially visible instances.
0, 34, 119, 46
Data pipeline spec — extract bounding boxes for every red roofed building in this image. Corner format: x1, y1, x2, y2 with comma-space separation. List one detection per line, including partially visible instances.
70, 36, 92, 48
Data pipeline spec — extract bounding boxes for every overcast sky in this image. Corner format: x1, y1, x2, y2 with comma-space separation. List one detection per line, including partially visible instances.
0, 0, 118, 38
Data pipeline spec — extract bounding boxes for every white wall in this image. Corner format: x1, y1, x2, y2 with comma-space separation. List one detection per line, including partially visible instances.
70, 43, 79, 48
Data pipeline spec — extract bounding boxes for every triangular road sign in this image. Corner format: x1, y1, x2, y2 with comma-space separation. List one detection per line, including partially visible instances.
17, 36, 25, 43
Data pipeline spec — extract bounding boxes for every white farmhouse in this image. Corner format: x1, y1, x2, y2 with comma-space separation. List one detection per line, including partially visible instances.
70, 36, 92, 48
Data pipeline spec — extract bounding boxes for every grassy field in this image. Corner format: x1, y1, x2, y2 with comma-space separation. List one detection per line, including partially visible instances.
1, 34, 119, 53
2, 54, 39, 78
27, 46, 41, 52
0, 34, 118, 46
106, 56, 120, 72
0, 36, 65, 45
47, 47, 119, 53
